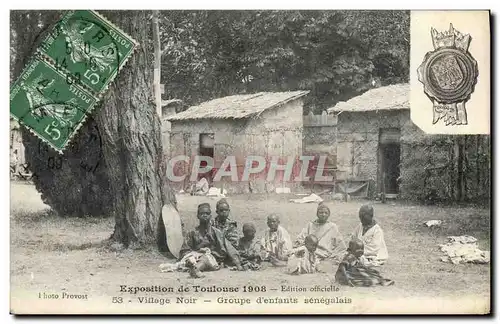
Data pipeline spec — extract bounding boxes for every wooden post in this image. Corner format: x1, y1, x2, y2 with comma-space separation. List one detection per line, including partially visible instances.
457, 137, 464, 201
381, 171, 386, 204
152, 10, 162, 117
344, 178, 348, 202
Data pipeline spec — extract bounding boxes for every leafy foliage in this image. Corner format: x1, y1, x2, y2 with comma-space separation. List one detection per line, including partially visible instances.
10, 10, 411, 218
159, 10, 410, 114
400, 135, 491, 203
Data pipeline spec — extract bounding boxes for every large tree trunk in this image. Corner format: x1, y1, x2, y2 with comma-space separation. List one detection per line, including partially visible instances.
10, 11, 114, 218
96, 10, 176, 248
10, 11, 60, 81
11, 10, 177, 249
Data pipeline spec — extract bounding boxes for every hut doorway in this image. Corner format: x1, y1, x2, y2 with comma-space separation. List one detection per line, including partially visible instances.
199, 133, 215, 182
378, 128, 401, 195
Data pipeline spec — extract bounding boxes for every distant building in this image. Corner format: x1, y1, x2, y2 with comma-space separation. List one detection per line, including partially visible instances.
10, 119, 25, 172
161, 99, 185, 157
167, 91, 309, 193
328, 83, 490, 201
302, 110, 338, 192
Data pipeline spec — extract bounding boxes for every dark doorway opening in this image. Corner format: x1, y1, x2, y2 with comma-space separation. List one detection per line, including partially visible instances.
199, 133, 214, 182
378, 128, 401, 195
380, 143, 401, 194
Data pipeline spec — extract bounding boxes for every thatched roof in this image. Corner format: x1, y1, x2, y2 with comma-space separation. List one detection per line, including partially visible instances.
162, 99, 183, 107
167, 91, 309, 121
327, 84, 409, 113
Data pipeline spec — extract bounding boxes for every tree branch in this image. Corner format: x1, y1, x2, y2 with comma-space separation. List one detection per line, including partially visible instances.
161, 45, 168, 56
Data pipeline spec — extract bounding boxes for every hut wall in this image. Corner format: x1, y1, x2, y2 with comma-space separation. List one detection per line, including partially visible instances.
303, 126, 337, 156
169, 119, 245, 191
335, 109, 489, 201
161, 119, 170, 160
336, 110, 403, 190
168, 99, 304, 194
244, 99, 303, 193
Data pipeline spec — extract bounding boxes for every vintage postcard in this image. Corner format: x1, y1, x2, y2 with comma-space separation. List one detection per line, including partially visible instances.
9, 10, 491, 315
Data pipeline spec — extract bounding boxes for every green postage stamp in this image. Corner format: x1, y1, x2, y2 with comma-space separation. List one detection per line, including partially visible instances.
10, 10, 137, 152
37, 10, 138, 94
10, 59, 98, 151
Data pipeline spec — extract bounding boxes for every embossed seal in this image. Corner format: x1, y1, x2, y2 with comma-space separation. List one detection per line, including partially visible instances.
417, 24, 478, 126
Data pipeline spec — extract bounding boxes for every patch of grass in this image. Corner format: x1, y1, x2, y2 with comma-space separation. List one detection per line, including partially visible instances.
10, 183, 491, 309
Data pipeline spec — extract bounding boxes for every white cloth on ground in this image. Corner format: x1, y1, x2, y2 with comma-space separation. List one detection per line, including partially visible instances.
159, 250, 217, 272
289, 193, 323, 204
439, 236, 490, 264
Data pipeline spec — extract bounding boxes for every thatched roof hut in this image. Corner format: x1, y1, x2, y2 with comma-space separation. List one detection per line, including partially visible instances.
167, 91, 309, 194
327, 84, 409, 113
168, 91, 309, 121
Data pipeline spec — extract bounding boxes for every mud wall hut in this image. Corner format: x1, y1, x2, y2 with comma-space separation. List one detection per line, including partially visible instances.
328, 83, 490, 201
160, 99, 185, 158
167, 91, 309, 194
302, 111, 337, 159
301, 111, 338, 190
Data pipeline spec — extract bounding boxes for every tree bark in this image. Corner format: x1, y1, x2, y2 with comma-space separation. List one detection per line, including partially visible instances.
96, 10, 176, 248
11, 10, 177, 248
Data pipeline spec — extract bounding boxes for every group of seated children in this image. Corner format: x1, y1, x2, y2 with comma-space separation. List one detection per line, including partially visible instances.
174, 198, 393, 286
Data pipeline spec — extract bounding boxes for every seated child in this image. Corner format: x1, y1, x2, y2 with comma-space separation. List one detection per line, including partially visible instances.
237, 223, 262, 270
287, 235, 321, 275
351, 205, 388, 266
260, 214, 293, 266
175, 203, 242, 278
213, 198, 239, 248
294, 203, 346, 261
335, 239, 394, 287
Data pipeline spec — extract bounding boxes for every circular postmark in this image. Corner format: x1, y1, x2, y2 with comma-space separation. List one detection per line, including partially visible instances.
39, 12, 127, 95
23, 11, 124, 91
12, 11, 127, 173
12, 10, 138, 176
418, 47, 478, 104
18, 101, 104, 175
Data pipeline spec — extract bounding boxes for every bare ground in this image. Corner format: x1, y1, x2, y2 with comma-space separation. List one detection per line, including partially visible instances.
10, 182, 491, 314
